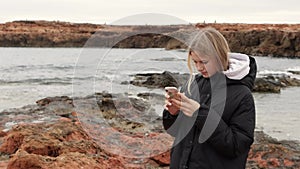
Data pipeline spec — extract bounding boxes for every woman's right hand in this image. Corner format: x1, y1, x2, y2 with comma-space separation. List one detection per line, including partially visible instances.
164, 92, 180, 115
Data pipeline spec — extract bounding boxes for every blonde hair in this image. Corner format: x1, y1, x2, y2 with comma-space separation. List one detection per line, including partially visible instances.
187, 27, 230, 94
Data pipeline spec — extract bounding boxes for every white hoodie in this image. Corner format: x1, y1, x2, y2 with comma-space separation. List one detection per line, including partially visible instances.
223, 53, 250, 80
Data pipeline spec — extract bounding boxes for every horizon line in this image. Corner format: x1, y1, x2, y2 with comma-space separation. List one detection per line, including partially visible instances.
1, 19, 300, 25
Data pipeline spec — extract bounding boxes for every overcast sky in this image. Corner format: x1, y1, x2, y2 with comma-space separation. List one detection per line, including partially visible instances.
1, 0, 299, 24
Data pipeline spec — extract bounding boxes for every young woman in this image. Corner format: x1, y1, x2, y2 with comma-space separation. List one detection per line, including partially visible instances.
163, 27, 257, 169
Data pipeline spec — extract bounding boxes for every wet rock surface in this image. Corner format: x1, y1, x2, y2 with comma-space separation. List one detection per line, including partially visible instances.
0, 94, 171, 169
0, 93, 299, 168
253, 73, 300, 93
128, 71, 300, 93
129, 71, 189, 89
247, 131, 300, 169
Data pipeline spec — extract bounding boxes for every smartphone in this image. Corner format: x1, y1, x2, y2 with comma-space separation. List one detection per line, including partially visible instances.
165, 87, 178, 98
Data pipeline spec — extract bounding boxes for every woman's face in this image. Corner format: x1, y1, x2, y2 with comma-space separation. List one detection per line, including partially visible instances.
190, 51, 219, 78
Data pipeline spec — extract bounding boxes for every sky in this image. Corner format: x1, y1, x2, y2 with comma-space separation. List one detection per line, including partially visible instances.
1, 0, 300, 25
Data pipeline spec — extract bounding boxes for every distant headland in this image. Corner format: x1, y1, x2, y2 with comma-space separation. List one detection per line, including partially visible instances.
0, 20, 300, 58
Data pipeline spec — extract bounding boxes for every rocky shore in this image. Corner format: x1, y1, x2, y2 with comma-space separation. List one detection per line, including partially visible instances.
0, 93, 299, 169
1, 20, 300, 168
128, 71, 300, 93
1, 20, 300, 57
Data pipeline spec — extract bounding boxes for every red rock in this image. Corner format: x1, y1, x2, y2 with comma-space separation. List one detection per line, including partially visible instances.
247, 132, 300, 168
21, 137, 60, 157
0, 120, 173, 168
71, 111, 78, 117
283, 159, 295, 167
0, 131, 25, 154
59, 117, 72, 122
0, 131, 6, 137
0, 160, 9, 169
7, 150, 121, 169
74, 121, 81, 126
0, 96, 299, 169
268, 158, 280, 167
151, 150, 170, 166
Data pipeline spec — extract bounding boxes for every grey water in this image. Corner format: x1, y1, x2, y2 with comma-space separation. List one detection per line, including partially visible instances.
0, 47, 299, 141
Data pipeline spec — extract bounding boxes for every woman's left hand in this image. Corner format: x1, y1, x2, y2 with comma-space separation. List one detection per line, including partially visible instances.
171, 93, 200, 117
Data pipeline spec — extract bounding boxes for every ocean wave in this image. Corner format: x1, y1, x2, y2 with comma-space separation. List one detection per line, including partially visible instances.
0, 76, 99, 85
0, 78, 72, 85
150, 57, 186, 62
1, 64, 78, 72
257, 70, 293, 77
287, 67, 300, 75
257, 70, 300, 80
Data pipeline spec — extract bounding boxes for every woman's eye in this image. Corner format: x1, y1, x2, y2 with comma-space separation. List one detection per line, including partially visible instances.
193, 60, 208, 64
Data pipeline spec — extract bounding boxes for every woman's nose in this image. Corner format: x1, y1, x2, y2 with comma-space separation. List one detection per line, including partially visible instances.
196, 62, 204, 71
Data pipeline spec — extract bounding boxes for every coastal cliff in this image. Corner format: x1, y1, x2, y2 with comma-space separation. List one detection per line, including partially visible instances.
1, 20, 300, 57
0, 21, 102, 47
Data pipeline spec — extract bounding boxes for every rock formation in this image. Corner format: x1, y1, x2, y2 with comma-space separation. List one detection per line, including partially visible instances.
0, 20, 102, 47
1, 21, 300, 57
0, 93, 299, 168
128, 71, 300, 93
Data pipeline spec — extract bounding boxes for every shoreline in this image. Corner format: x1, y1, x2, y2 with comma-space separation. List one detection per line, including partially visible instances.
1, 24, 300, 167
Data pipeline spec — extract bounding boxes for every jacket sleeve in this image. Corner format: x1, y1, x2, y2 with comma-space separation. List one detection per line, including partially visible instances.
162, 109, 179, 136
195, 93, 255, 158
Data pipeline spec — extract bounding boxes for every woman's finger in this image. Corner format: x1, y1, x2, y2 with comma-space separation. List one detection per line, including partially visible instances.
178, 92, 189, 102
164, 104, 169, 110
172, 102, 181, 110
170, 99, 181, 109
171, 98, 180, 105
172, 97, 191, 109
171, 98, 182, 106
165, 93, 170, 99
165, 99, 172, 106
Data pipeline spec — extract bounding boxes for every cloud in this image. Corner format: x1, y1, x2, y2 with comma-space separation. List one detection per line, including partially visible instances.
0, 0, 299, 24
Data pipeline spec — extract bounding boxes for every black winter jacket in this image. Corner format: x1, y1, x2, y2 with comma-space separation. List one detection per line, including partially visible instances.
163, 56, 257, 169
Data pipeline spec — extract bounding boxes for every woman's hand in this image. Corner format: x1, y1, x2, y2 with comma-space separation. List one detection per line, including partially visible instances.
171, 93, 200, 117
164, 92, 180, 115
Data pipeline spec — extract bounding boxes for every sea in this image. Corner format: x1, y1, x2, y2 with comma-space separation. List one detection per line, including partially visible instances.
0, 47, 300, 141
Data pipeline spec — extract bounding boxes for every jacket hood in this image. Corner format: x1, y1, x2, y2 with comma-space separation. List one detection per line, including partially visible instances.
223, 53, 250, 80
224, 53, 257, 90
